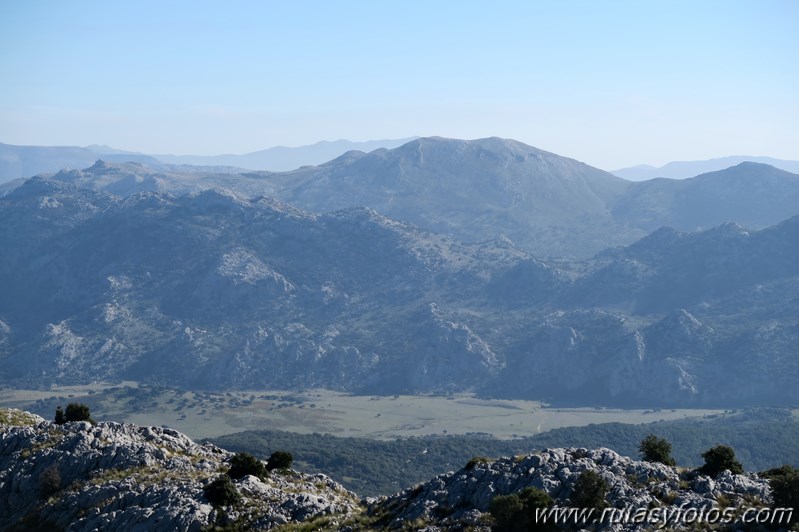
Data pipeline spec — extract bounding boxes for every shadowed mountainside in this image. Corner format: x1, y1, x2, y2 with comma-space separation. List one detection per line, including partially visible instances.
2, 177, 799, 406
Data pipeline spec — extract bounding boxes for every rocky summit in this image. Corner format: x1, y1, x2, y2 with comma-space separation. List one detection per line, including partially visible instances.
1, 408, 788, 531
0, 409, 358, 531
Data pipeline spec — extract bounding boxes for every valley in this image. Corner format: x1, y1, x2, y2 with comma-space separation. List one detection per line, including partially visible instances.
0, 382, 724, 440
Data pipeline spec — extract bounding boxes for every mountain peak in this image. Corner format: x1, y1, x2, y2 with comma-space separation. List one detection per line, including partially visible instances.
89, 159, 109, 170
694, 161, 795, 181
273, 136, 630, 257
399, 136, 549, 158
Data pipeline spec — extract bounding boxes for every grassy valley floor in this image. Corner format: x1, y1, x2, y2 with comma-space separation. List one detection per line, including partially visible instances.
0, 383, 727, 440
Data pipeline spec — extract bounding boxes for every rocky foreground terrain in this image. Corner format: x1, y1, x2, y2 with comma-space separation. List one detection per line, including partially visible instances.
2, 408, 790, 531
0, 409, 358, 531
370, 448, 775, 530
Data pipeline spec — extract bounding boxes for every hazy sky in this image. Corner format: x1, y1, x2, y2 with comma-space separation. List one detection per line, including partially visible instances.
1, 1, 797, 170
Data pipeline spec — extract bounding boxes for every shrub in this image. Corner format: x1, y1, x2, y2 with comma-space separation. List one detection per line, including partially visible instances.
54, 407, 66, 425
266, 450, 293, 471
489, 487, 555, 532
765, 465, 799, 525
204, 475, 241, 507
465, 456, 490, 470
227, 452, 267, 479
64, 403, 94, 424
699, 445, 743, 477
489, 492, 524, 532
38, 464, 61, 497
715, 494, 731, 508
639, 434, 676, 466
571, 470, 609, 512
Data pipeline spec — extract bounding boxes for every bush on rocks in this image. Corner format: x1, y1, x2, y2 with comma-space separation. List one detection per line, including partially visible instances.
763, 465, 799, 525
204, 475, 241, 507
38, 464, 61, 498
571, 470, 609, 512
489, 486, 555, 532
228, 452, 267, 480
639, 434, 676, 466
699, 445, 743, 477
266, 450, 293, 472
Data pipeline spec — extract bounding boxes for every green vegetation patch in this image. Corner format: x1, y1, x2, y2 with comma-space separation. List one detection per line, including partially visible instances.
0, 408, 42, 427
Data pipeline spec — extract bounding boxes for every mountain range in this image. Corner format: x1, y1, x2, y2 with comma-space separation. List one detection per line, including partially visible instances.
2, 165, 799, 406
4, 137, 799, 258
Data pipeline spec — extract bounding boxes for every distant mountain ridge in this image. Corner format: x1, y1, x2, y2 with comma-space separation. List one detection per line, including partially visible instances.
154, 137, 419, 170
0, 137, 418, 182
613, 155, 799, 180
0, 143, 165, 182
612, 162, 799, 233
6, 137, 799, 258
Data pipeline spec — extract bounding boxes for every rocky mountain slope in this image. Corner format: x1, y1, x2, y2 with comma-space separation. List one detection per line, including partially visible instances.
0, 177, 520, 394
2, 176, 799, 406
1, 409, 785, 531
0, 408, 358, 531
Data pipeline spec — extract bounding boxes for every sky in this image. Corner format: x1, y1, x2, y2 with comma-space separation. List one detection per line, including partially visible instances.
1, 1, 797, 170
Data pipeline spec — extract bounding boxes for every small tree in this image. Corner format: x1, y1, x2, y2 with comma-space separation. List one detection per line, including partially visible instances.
639, 434, 676, 466
490, 487, 555, 532
490, 491, 525, 532
700, 445, 743, 477
764, 465, 799, 525
54, 407, 66, 425
266, 450, 293, 471
203, 475, 241, 507
571, 470, 609, 512
227, 452, 267, 480
64, 403, 93, 423
38, 464, 61, 497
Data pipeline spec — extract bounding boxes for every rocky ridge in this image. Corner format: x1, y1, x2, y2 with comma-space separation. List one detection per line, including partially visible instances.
0, 409, 358, 531
370, 447, 773, 530
1, 409, 786, 531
